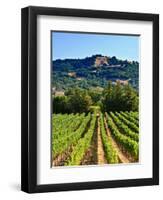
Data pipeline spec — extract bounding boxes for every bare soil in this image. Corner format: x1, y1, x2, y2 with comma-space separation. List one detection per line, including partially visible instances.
97, 116, 107, 164
52, 146, 73, 167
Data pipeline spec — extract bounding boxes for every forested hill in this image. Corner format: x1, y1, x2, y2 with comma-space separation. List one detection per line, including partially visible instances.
52, 54, 139, 91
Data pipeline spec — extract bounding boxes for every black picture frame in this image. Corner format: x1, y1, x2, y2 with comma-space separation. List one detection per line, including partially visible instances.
21, 6, 159, 193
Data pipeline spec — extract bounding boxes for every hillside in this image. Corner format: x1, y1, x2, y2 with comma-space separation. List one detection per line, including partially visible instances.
52, 55, 139, 91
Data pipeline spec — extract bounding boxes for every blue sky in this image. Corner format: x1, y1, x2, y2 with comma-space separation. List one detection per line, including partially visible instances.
52, 31, 139, 61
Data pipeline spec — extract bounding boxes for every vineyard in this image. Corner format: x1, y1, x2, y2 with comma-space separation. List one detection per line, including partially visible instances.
52, 111, 139, 166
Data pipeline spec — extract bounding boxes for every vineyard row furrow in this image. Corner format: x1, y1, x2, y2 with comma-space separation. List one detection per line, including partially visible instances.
110, 112, 139, 142
52, 113, 91, 158
105, 112, 139, 160
115, 112, 139, 133
120, 111, 139, 127
65, 113, 97, 166
103, 116, 130, 163
52, 111, 139, 166
100, 113, 119, 164
97, 115, 107, 164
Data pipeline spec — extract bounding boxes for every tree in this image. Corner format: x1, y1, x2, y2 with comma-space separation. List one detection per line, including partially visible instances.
109, 56, 118, 65
123, 84, 139, 111
88, 89, 102, 105
53, 96, 69, 114
102, 81, 139, 112
68, 88, 92, 113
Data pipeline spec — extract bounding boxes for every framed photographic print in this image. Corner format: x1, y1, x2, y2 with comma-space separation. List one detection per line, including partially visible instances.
21, 6, 159, 193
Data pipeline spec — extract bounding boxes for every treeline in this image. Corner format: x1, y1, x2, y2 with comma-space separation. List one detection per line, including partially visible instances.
52, 55, 139, 91
53, 81, 138, 114
53, 54, 139, 71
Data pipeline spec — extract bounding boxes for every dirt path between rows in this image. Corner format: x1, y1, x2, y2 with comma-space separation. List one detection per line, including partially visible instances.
52, 146, 73, 166
97, 116, 107, 164
103, 117, 130, 163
